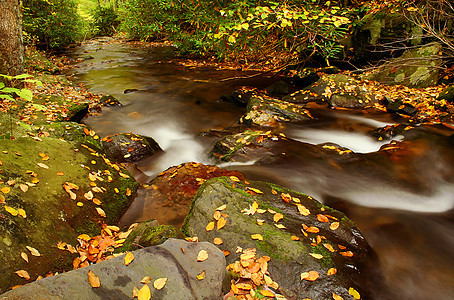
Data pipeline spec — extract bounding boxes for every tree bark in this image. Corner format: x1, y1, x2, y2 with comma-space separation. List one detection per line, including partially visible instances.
0, 0, 24, 76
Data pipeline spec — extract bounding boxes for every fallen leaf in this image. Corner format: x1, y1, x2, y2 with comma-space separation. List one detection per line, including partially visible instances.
317, 214, 329, 223
138, 284, 151, 299
274, 224, 286, 229
259, 289, 275, 297
96, 207, 106, 217
323, 243, 335, 252
215, 204, 227, 211
251, 234, 263, 241
21, 252, 29, 263
300, 270, 319, 281
196, 270, 206, 280
273, 213, 283, 222
0, 194, 5, 204
124, 252, 134, 265
84, 191, 94, 200
1, 186, 10, 194
19, 184, 28, 193
281, 193, 292, 202
36, 163, 49, 169
87, 270, 100, 288
15, 270, 30, 280
153, 278, 167, 290
217, 217, 227, 230
327, 268, 337, 275
119, 172, 130, 178
349, 287, 361, 299
18, 208, 26, 218
309, 253, 323, 259
332, 293, 344, 300
5, 205, 18, 216
291, 236, 300, 241
213, 238, 223, 245
197, 250, 209, 262
140, 276, 152, 284
297, 204, 310, 216
247, 187, 263, 194
340, 251, 354, 257
56, 171, 64, 176
306, 226, 320, 233
330, 222, 340, 230
229, 176, 240, 182
205, 221, 215, 231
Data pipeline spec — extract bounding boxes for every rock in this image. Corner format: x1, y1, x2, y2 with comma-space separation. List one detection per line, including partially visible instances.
220, 87, 255, 107
438, 85, 454, 103
290, 67, 320, 88
0, 121, 138, 293
123, 88, 139, 94
99, 95, 122, 107
265, 80, 289, 97
101, 133, 162, 163
352, 12, 423, 63
284, 74, 377, 108
385, 98, 417, 116
182, 177, 383, 299
119, 162, 245, 227
0, 239, 226, 300
367, 42, 443, 88
241, 95, 314, 127
116, 220, 184, 252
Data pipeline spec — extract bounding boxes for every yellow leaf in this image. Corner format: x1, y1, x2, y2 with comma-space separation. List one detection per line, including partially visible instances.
349, 287, 361, 299
215, 204, 227, 211
153, 278, 167, 290
96, 207, 106, 217
1, 186, 11, 194
406, 7, 418, 12
84, 191, 94, 200
241, 23, 249, 30
36, 163, 49, 169
140, 276, 152, 284
56, 171, 64, 176
15, 270, 30, 280
332, 293, 344, 300
251, 234, 263, 241
196, 270, 206, 280
119, 172, 130, 178
297, 204, 310, 216
21, 252, 28, 263
247, 187, 263, 194
309, 253, 323, 259
273, 213, 283, 222
228, 35, 236, 43
317, 214, 329, 223
330, 222, 340, 230
229, 176, 240, 182
19, 184, 28, 193
259, 289, 275, 297
323, 243, 335, 252
217, 217, 227, 230
300, 270, 319, 281
18, 208, 26, 218
205, 221, 215, 231
87, 270, 100, 288
197, 250, 209, 262
138, 284, 151, 300
26, 246, 41, 256
124, 252, 134, 265
213, 237, 223, 245
5, 205, 18, 216
0, 194, 5, 204
213, 210, 221, 220
274, 224, 286, 229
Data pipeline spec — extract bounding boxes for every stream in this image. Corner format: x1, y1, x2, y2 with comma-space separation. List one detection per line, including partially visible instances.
66, 38, 454, 300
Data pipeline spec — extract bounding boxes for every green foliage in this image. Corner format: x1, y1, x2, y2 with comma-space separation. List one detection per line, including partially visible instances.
119, 0, 368, 65
23, 0, 83, 49
0, 74, 42, 102
92, 6, 120, 36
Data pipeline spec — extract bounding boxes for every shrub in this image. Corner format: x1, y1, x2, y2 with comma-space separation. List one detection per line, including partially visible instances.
92, 6, 120, 36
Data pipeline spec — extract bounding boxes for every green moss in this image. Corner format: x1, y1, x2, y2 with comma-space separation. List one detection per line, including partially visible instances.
310, 243, 334, 268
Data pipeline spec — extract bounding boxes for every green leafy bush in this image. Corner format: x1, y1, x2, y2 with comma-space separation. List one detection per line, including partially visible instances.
92, 6, 120, 36
23, 0, 83, 49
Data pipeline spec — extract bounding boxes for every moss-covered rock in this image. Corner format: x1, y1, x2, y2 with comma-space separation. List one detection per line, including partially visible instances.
367, 42, 442, 88
116, 220, 184, 252
0, 121, 138, 293
182, 177, 384, 299
101, 132, 162, 163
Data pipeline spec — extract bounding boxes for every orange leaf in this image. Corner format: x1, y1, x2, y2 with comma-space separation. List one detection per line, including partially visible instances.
217, 217, 227, 230
87, 270, 100, 288
323, 243, 335, 252
291, 236, 300, 241
251, 234, 263, 241
0, 194, 5, 204
15, 270, 30, 280
281, 193, 292, 202
297, 204, 310, 216
300, 270, 319, 281
213, 238, 223, 245
124, 252, 134, 265
332, 292, 344, 300
205, 221, 215, 231
259, 289, 275, 297
273, 213, 283, 222
340, 251, 354, 257
317, 214, 329, 223
330, 222, 340, 230
1, 186, 10, 194
327, 268, 337, 275
306, 226, 320, 233
119, 172, 130, 178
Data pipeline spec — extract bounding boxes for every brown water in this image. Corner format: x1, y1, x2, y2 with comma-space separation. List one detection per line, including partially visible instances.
67, 38, 454, 300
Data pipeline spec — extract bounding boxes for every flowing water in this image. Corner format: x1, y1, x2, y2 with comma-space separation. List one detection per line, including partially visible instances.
67, 38, 454, 299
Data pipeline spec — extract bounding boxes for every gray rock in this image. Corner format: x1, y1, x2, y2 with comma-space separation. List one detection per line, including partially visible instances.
101, 133, 162, 163
182, 177, 384, 299
0, 239, 226, 300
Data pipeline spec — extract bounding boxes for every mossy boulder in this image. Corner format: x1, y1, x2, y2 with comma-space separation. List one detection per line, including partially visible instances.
367, 42, 443, 88
116, 220, 184, 252
437, 85, 454, 103
286, 74, 377, 109
101, 132, 162, 163
182, 177, 383, 299
0, 121, 138, 293
241, 95, 313, 127
24, 47, 59, 74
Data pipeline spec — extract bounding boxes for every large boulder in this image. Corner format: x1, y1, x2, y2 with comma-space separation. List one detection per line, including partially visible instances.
0, 239, 226, 300
182, 177, 384, 299
0, 120, 138, 293
101, 133, 162, 163
366, 42, 443, 88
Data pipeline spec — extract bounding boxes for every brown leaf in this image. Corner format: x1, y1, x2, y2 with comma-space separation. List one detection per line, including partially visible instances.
87, 270, 100, 288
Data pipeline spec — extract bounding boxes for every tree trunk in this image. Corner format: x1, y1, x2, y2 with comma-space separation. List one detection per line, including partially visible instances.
0, 0, 24, 76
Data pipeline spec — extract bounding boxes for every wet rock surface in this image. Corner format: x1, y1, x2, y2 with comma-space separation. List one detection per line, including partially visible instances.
101, 133, 162, 163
